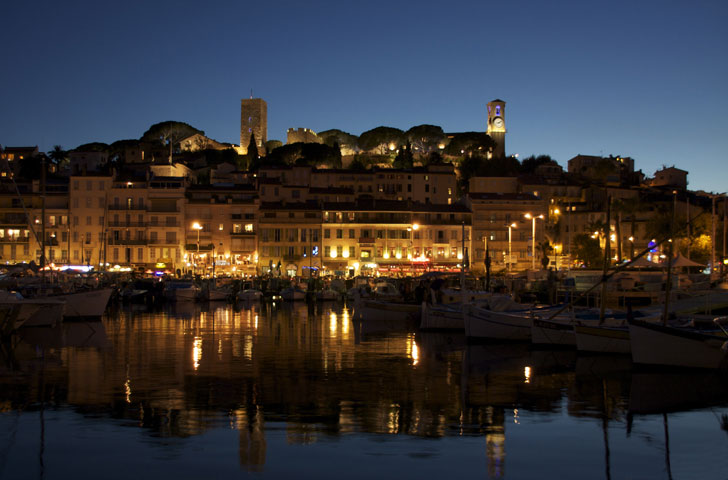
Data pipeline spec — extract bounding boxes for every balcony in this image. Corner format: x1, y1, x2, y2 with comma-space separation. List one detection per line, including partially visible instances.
108, 222, 147, 228
231, 231, 256, 237
107, 239, 148, 246
0, 237, 29, 243
108, 204, 146, 211
358, 237, 376, 244
147, 239, 178, 245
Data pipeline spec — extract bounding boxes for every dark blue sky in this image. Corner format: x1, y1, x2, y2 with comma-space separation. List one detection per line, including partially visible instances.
2, 0, 726, 192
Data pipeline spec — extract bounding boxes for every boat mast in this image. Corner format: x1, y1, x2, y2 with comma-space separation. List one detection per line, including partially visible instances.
41, 155, 46, 279
599, 197, 611, 324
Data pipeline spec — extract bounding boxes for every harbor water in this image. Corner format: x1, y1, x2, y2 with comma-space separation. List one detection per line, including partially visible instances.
1, 301, 728, 479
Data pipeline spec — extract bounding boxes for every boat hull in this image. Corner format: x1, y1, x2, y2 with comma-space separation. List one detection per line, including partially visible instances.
420, 302, 463, 330
531, 318, 575, 347
358, 299, 420, 322
629, 320, 728, 369
59, 288, 113, 319
574, 324, 631, 354
464, 305, 532, 341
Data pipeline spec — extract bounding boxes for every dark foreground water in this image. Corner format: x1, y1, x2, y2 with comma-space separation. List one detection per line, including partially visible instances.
2, 301, 728, 479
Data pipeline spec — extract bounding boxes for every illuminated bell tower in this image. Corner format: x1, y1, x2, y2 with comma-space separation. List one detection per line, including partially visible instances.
486, 99, 506, 159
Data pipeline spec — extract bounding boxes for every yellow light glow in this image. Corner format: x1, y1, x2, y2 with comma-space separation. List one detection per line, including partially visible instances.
329, 312, 338, 336
353, 262, 359, 269
383, 252, 390, 259
524, 366, 531, 384
331, 249, 337, 258
192, 222, 202, 230
554, 208, 560, 215
412, 223, 419, 231
457, 253, 463, 260
395, 252, 402, 259
342, 249, 349, 258
193, 336, 202, 370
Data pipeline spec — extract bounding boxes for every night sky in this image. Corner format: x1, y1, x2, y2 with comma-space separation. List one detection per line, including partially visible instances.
2, 0, 726, 192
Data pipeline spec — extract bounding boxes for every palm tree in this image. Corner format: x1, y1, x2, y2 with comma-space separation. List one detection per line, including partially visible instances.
536, 240, 554, 270
47, 145, 68, 172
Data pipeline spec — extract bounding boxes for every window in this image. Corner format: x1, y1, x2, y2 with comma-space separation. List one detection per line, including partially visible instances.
300, 229, 307, 242
245, 223, 254, 232
324, 246, 331, 257
348, 229, 355, 239
349, 246, 355, 258
274, 229, 281, 242
137, 248, 143, 261
165, 232, 176, 243
324, 229, 331, 239
86, 216, 91, 226
99, 216, 104, 226
312, 230, 319, 242
336, 229, 343, 239
425, 185, 430, 193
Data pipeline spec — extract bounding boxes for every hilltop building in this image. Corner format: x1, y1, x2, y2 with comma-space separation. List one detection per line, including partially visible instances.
240, 98, 267, 154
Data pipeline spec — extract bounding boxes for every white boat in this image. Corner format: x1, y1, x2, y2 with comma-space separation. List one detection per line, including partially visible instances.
357, 298, 421, 322
238, 289, 263, 302
57, 288, 113, 319
463, 296, 548, 341
420, 301, 464, 330
0, 290, 66, 328
574, 324, 631, 354
281, 287, 306, 301
628, 317, 728, 369
164, 281, 200, 302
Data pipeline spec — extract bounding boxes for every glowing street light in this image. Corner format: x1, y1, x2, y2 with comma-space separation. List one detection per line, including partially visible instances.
507, 223, 517, 272
524, 213, 544, 270
192, 222, 203, 274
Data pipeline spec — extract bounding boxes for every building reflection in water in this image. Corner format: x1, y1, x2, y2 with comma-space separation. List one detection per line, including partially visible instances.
3, 302, 728, 477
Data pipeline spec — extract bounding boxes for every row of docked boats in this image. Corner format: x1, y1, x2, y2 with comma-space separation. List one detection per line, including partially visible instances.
354, 278, 728, 370
0, 286, 114, 333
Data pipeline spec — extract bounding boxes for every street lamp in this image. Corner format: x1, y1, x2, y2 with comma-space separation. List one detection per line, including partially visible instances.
524, 213, 544, 271
192, 222, 202, 275
507, 223, 516, 272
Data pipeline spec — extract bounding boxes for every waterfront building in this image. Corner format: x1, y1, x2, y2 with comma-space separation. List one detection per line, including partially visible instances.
69, 175, 111, 267
0, 180, 33, 263
185, 184, 259, 276
320, 199, 472, 277
257, 201, 322, 277
466, 193, 546, 274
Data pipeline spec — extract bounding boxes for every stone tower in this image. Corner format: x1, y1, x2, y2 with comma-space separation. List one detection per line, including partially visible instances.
486, 99, 506, 159
240, 98, 267, 153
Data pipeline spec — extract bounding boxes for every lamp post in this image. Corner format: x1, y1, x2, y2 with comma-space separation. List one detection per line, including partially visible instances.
524, 213, 544, 271
507, 223, 516, 272
192, 222, 202, 276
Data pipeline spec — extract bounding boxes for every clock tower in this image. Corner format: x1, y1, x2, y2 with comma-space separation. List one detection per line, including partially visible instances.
486, 99, 506, 159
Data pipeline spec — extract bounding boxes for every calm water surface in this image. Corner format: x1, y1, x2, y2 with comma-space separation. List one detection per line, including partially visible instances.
2, 301, 728, 479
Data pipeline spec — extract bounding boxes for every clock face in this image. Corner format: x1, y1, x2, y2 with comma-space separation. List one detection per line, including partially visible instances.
493, 117, 504, 128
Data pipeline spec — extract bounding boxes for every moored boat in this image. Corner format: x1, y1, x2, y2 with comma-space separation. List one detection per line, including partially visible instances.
628, 317, 728, 369
420, 301, 464, 330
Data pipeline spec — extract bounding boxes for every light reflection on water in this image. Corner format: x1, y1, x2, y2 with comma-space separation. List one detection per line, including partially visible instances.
1, 301, 728, 479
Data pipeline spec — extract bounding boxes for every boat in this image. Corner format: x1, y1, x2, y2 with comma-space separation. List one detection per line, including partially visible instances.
420, 301, 464, 330
0, 290, 65, 328
628, 317, 728, 369
58, 288, 114, 318
163, 280, 200, 302
464, 296, 555, 341
356, 298, 421, 322
574, 323, 632, 354
371, 281, 402, 302
316, 288, 340, 301
281, 287, 306, 301
238, 289, 263, 302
